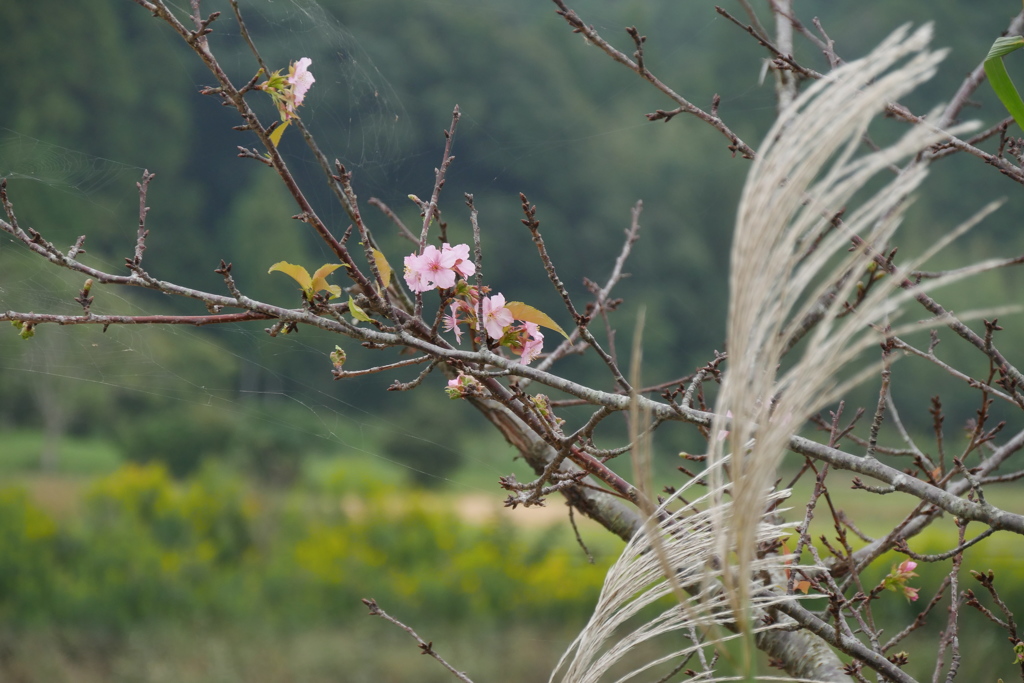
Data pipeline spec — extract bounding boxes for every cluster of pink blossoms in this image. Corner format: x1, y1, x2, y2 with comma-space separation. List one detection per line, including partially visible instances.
881, 559, 919, 602
403, 243, 545, 368
444, 294, 545, 365
403, 243, 475, 292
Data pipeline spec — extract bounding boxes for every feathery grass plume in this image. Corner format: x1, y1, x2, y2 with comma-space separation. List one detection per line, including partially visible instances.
549, 466, 798, 683
710, 22, 978, 651
556, 24, 989, 683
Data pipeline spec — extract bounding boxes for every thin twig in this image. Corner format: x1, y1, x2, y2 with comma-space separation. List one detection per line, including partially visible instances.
369, 197, 419, 244
129, 170, 155, 272
362, 599, 477, 683
551, 0, 755, 158
520, 192, 631, 393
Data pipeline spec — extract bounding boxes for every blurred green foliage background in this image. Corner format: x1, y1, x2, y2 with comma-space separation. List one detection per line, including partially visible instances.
3, 0, 1024, 468
3, 0, 1024, 679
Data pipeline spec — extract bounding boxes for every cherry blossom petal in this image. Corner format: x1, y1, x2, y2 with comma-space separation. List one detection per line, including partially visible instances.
403, 253, 433, 292
519, 322, 544, 365
443, 242, 476, 277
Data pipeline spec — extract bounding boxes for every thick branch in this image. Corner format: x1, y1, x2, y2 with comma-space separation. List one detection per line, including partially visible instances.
0, 311, 273, 327
789, 435, 1024, 534
774, 600, 918, 683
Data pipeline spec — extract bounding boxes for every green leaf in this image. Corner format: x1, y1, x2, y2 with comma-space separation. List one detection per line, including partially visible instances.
268, 120, 290, 147
505, 301, 570, 339
984, 35, 1024, 131
987, 35, 1024, 61
348, 296, 372, 323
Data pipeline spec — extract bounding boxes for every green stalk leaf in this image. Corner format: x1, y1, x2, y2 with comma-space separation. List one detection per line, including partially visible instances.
985, 36, 1024, 130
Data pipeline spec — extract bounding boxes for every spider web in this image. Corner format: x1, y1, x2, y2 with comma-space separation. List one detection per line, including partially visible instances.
197, 0, 414, 187
0, 0, 521, 493
0, 129, 146, 207
0, 0, 751, 497
0, 238, 520, 490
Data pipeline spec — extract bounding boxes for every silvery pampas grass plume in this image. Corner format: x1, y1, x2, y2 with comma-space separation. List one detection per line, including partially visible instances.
554, 24, 985, 683
550, 466, 796, 683
709, 22, 974, 633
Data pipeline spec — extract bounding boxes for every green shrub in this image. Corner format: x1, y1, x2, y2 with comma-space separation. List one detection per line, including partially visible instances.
302, 453, 409, 497
0, 464, 614, 629
290, 492, 609, 624
0, 488, 58, 622
43, 463, 257, 627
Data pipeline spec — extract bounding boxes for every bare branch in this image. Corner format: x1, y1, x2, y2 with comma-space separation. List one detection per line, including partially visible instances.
361, 599, 477, 683
551, 0, 756, 158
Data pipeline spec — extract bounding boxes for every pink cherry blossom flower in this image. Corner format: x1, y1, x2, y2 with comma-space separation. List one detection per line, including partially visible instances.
259, 58, 316, 122
288, 58, 315, 106
403, 252, 433, 292
419, 245, 458, 289
402, 243, 476, 294
481, 293, 514, 340
403, 245, 458, 292
442, 242, 476, 277
513, 322, 544, 365
442, 301, 470, 343
897, 560, 917, 575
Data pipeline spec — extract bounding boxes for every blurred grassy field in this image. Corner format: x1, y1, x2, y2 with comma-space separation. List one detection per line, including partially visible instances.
0, 427, 625, 682
0, 428, 605, 532
0, 429, 123, 476
1, 427, 1023, 681
0, 624, 588, 683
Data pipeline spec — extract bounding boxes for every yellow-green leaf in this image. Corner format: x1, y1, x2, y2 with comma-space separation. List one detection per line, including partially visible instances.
268, 120, 290, 147
348, 296, 372, 323
268, 261, 313, 294
372, 248, 393, 288
311, 263, 344, 295
11, 320, 35, 340
505, 301, 569, 339
324, 284, 342, 299
985, 36, 1024, 131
